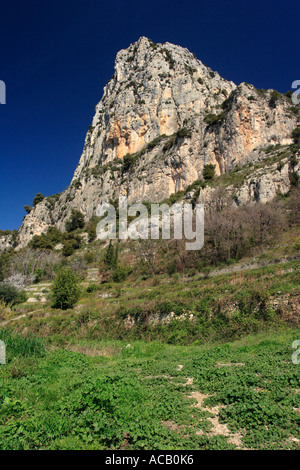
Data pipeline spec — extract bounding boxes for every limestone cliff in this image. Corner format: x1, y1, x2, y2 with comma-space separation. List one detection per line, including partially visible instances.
15, 37, 299, 248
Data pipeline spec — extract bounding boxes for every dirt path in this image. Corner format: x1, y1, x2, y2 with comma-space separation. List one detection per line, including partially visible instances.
187, 390, 245, 448
145, 365, 247, 449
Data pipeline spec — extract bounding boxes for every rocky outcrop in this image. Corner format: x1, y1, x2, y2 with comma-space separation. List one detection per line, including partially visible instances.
15, 37, 299, 248
0, 233, 14, 251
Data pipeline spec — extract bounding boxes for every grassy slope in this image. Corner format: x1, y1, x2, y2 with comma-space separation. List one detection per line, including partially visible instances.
0, 252, 299, 450
0, 173, 299, 449
5, 256, 299, 344
0, 329, 299, 450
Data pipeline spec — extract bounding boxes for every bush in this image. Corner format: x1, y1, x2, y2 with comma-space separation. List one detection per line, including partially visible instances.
289, 171, 299, 187
30, 227, 64, 251
86, 284, 101, 293
0, 284, 22, 305
62, 240, 77, 257
0, 252, 11, 282
112, 265, 130, 283
292, 127, 300, 145
122, 153, 138, 173
50, 268, 81, 310
269, 90, 281, 108
33, 193, 45, 207
16, 290, 28, 304
24, 205, 32, 214
203, 164, 216, 180
62, 234, 81, 257
30, 235, 53, 250
204, 113, 225, 125
65, 209, 85, 233
103, 242, 119, 269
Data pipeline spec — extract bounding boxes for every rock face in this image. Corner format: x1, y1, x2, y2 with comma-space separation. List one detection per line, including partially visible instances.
16, 37, 298, 248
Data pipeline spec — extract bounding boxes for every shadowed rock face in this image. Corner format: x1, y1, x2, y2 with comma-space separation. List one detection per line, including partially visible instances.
16, 37, 298, 248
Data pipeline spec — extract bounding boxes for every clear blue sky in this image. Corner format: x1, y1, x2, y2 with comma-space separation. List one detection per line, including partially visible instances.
0, 0, 299, 230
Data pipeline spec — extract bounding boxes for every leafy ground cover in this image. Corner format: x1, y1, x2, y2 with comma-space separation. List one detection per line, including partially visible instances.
0, 329, 299, 450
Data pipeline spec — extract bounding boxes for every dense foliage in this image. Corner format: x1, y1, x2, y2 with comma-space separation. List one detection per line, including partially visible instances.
0, 330, 298, 450
50, 268, 81, 310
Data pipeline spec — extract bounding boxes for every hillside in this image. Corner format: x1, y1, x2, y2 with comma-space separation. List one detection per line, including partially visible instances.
7, 36, 299, 249
0, 37, 299, 452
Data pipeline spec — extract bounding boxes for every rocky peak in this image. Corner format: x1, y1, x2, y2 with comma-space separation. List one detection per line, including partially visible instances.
13, 38, 299, 249
72, 37, 236, 181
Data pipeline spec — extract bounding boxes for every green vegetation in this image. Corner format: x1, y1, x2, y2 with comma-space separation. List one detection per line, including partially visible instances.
0, 329, 45, 360
62, 235, 81, 257
65, 209, 85, 233
29, 226, 83, 257
204, 113, 225, 125
161, 48, 176, 69
50, 268, 81, 310
202, 164, 216, 180
269, 90, 282, 108
1, 141, 300, 450
0, 328, 298, 450
162, 128, 192, 153
24, 205, 32, 214
0, 284, 24, 306
185, 64, 197, 76
32, 193, 45, 207
292, 127, 300, 145
120, 130, 192, 173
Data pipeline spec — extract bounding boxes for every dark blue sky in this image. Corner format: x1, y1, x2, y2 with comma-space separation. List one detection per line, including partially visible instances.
0, 0, 299, 230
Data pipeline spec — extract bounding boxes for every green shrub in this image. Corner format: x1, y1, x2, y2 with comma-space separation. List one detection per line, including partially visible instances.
103, 242, 119, 269
112, 265, 130, 283
62, 240, 78, 257
204, 113, 225, 125
122, 153, 138, 173
289, 171, 299, 187
86, 284, 101, 293
0, 252, 11, 282
176, 128, 192, 139
0, 284, 19, 305
16, 290, 28, 304
65, 210, 85, 233
203, 164, 216, 180
30, 227, 64, 251
292, 127, 300, 144
32, 193, 45, 207
24, 205, 32, 214
50, 268, 81, 310
30, 235, 53, 250
269, 90, 281, 108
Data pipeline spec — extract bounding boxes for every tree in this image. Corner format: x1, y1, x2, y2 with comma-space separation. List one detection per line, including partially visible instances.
292, 127, 300, 145
65, 209, 85, 232
103, 241, 119, 269
33, 193, 45, 207
203, 164, 216, 180
24, 205, 32, 214
0, 284, 18, 305
50, 268, 81, 310
269, 90, 281, 108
